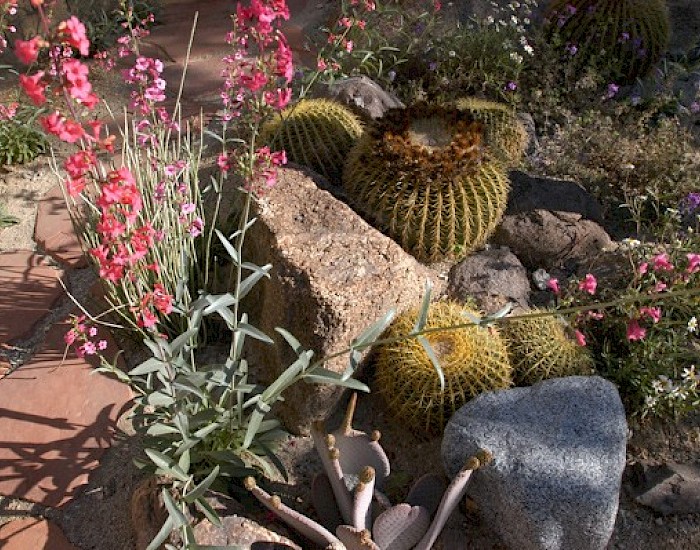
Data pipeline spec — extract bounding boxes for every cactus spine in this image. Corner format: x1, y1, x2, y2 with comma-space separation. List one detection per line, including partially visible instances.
259, 98, 364, 182
544, 0, 669, 83
453, 97, 528, 165
374, 301, 513, 434
343, 104, 510, 263
501, 311, 596, 386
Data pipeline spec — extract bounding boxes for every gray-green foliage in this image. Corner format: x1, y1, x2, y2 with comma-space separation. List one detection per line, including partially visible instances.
0, 107, 47, 165
95, 201, 396, 549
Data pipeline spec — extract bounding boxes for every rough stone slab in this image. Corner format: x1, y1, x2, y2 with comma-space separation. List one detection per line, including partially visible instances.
242, 166, 442, 434
194, 516, 302, 549
0, 318, 131, 507
34, 185, 86, 268
635, 462, 700, 516
0, 517, 77, 549
442, 376, 627, 550
0, 250, 65, 346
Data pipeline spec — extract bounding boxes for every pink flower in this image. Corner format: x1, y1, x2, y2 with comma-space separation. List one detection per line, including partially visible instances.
546, 278, 560, 294
80, 341, 97, 356
97, 340, 108, 350
137, 308, 158, 329
578, 273, 597, 295
64, 329, 77, 345
180, 202, 196, 215
652, 253, 673, 272
654, 281, 667, 293
626, 319, 647, 341
58, 16, 90, 56
317, 58, 327, 71
574, 329, 586, 347
66, 177, 86, 197
686, 253, 700, 274
14, 36, 42, 65
638, 262, 648, 275
639, 306, 661, 324
275, 38, 293, 82
19, 71, 46, 105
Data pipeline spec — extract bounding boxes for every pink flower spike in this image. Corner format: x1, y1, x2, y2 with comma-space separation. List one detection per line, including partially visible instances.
546, 278, 560, 294
578, 273, 597, 295
626, 319, 647, 341
652, 253, 673, 272
574, 329, 586, 347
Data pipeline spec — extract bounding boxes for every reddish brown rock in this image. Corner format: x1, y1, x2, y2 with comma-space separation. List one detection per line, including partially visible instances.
0, 517, 77, 550
0, 318, 131, 507
34, 185, 86, 268
0, 250, 65, 346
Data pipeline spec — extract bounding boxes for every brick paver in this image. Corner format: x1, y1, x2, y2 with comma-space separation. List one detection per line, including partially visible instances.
0, 517, 77, 549
0, 319, 131, 508
0, 251, 65, 347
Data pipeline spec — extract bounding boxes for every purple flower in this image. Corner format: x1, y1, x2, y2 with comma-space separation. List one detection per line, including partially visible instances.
505, 81, 517, 91
566, 43, 578, 55
606, 83, 620, 99
619, 32, 630, 42
691, 101, 700, 114
428, 61, 438, 71
682, 192, 700, 213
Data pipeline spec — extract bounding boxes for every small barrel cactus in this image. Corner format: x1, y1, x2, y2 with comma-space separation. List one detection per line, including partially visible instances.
452, 97, 527, 165
501, 310, 596, 386
259, 98, 364, 182
544, 0, 669, 83
342, 103, 510, 263
374, 301, 513, 434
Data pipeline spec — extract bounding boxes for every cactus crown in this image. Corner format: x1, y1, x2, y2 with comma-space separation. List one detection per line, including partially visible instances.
366, 103, 485, 180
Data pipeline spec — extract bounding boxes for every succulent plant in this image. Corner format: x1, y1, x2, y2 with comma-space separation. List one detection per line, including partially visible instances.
544, 0, 669, 83
501, 311, 596, 386
342, 103, 510, 263
259, 98, 364, 182
245, 394, 494, 550
373, 301, 513, 434
452, 97, 527, 166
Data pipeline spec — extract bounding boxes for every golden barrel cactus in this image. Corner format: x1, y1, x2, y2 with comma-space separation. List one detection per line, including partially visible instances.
453, 97, 528, 166
374, 301, 513, 434
501, 311, 596, 386
544, 0, 669, 83
343, 103, 510, 263
260, 98, 364, 182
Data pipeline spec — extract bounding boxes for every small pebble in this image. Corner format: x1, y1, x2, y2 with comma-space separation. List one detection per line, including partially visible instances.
655, 517, 664, 526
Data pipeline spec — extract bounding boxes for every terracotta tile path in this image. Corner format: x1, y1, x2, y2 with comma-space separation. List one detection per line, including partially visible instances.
0, 0, 327, 546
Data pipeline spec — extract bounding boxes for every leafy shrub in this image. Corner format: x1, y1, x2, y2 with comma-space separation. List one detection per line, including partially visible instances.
0, 105, 47, 165
559, 226, 700, 418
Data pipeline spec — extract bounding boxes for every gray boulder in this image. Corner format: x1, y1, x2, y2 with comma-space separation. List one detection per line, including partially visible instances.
316, 76, 405, 121
445, 246, 531, 313
242, 165, 441, 434
442, 376, 627, 550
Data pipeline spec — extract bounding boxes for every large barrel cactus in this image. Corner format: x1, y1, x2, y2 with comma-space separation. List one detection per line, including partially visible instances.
453, 97, 528, 166
259, 98, 364, 182
342, 103, 510, 263
501, 310, 596, 385
374, 301, 513, 434
544, 0, 669, 83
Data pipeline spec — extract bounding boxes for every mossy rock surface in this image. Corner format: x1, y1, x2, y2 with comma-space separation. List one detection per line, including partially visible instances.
374, 301, 513, 434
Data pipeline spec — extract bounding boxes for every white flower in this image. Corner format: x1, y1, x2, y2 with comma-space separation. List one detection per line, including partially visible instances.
621, 238, 641, 249
523, 44, 534, 55
688, 316, 698, 333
